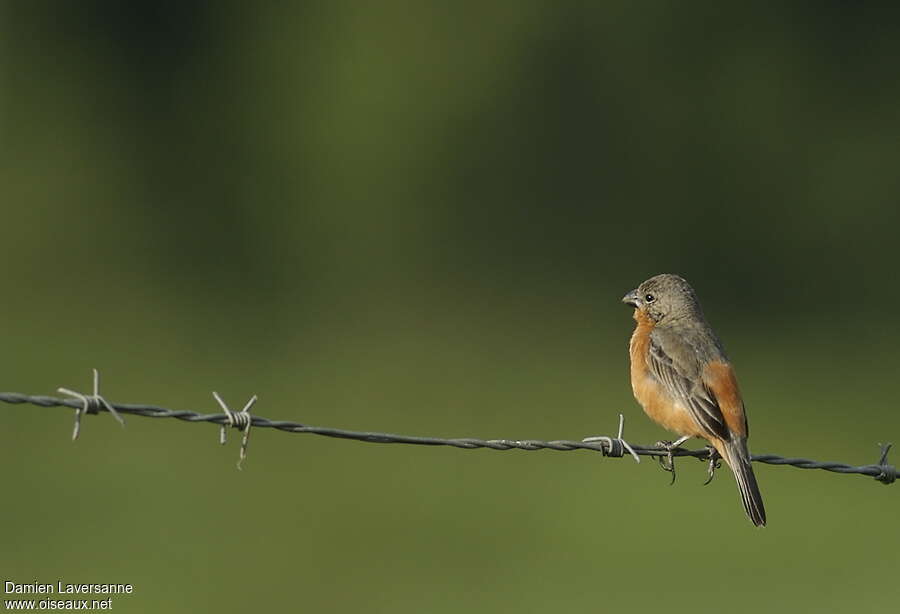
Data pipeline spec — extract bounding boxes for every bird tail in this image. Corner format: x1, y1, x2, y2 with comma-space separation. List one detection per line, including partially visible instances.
720, 438, 767, 527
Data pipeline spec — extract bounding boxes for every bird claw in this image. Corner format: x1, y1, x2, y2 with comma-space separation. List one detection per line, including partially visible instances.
703, 446, 722, 485
655, 436, 690, 485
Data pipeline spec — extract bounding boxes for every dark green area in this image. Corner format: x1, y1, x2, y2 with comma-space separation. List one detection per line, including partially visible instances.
1, 2, 898, 612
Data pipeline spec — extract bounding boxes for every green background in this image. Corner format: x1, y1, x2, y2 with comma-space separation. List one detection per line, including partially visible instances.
2, 2, 898, 612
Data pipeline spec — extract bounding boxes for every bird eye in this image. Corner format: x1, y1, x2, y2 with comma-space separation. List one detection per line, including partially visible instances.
644, 293, 655, 303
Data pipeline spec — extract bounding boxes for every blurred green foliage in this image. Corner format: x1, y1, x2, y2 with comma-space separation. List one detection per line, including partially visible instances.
1, 2, 898, 612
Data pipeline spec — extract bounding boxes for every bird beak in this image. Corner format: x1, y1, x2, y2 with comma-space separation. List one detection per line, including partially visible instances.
622, 289, 640, 308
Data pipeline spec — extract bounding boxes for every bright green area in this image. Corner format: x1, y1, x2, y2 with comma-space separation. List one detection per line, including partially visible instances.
1, 3, 898, 612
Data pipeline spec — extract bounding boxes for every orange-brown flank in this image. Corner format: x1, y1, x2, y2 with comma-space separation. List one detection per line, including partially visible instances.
703, 360, 747, 437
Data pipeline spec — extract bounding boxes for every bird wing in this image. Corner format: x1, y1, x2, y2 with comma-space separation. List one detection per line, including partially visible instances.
646, 331, 730, 440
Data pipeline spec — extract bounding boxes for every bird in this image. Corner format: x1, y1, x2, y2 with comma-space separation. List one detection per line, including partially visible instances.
622, 273, 766, 527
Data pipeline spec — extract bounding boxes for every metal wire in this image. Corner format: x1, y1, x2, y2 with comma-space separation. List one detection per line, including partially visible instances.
0, 389, 895, 485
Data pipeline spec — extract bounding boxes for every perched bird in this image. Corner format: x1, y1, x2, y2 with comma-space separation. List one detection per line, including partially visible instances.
623, 274, 766, 527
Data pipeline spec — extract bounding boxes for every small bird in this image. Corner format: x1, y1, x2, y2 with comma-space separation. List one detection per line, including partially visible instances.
622, 274, 766, 527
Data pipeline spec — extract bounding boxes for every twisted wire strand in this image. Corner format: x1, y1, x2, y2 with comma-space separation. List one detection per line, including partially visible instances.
0, 391, 894, 484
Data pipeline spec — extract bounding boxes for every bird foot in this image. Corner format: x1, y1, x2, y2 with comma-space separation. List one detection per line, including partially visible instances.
702, 446, 722, 485
655, 435, 690, 485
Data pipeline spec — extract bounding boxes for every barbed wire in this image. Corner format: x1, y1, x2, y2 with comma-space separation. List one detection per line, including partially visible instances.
0, 370, 895, 485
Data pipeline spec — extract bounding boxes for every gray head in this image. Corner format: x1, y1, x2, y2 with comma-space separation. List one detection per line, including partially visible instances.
622, 274, 704, 324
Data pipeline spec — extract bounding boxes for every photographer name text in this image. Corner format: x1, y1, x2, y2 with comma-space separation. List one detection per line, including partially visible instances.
5, 582, 133, 595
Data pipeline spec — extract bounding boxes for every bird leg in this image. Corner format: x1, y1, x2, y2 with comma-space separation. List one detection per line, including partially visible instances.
655, 435, 691, 485
703, 446, 722, 485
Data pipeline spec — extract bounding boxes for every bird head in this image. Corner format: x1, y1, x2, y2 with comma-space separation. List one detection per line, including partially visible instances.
622, 273, 703, 324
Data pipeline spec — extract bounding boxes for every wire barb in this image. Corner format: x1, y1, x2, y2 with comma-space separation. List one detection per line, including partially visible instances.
57, 369, 125, 440
581, 413, 641, 463
213, 392, 256, 470
874, 443, 895, 485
